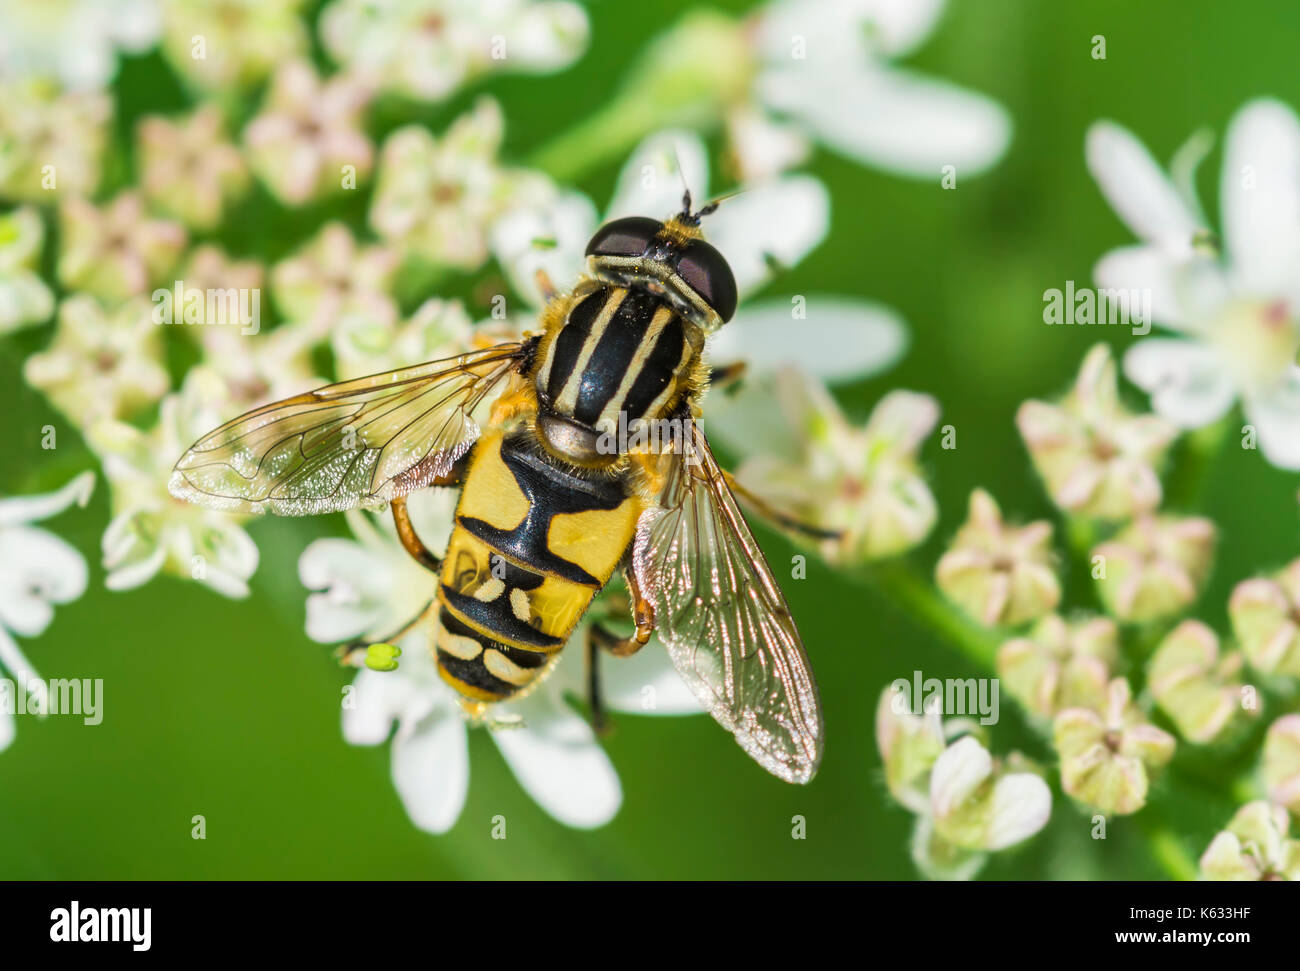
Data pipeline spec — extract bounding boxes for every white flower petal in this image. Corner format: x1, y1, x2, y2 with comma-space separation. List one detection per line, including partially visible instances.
1093, 244, 1188, 330
600, 639, 705, 715
390, 707, 470, 834
756, 0, 946, 65
103, 542, 165, 592
0, 527, 88, 636
490, 189, 595, 308
0, 470, 94, 527
761, 64, 1010, 178
343, 667, 432, 746
1220, 98, 1300, 302
299, 537, 394, 642
493, 693, 622, 828
1123, 338, 1238, 428
607, 130, 709, 221
705, 175, 829, 296
929, 735, 993, 819
1086, 120, 1202, 250
708, 295, 906, 384
986, 772, 1052, 850
1245, 369, 1300, 470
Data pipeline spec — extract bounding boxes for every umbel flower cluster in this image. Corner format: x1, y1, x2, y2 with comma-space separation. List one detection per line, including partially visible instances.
0, 0, 1296, 880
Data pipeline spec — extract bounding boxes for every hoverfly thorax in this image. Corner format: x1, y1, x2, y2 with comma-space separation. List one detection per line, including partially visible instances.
531, 198, 736, 467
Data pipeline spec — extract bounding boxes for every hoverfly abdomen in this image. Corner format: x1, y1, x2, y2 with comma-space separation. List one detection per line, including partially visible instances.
434, 429, 638, 700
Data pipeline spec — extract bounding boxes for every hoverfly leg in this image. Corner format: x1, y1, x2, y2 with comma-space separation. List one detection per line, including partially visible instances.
334, 597, 436, 667
722, 469, 842, 542
391, 495, 443, 572
534, 268, 559, 302
587, 610, 655, 738
708, 360, 747, 394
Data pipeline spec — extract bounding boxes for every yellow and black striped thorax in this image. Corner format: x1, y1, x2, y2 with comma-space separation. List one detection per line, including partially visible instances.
434, 428, 640, 703
534, 284, 695, 436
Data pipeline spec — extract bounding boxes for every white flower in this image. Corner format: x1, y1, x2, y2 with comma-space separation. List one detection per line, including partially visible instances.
243, 60, 374, 206
23, 295, 169, 428
300, 488, 700, 832
193, 326, 322, 412
0, 0, 160, 90
727, 369, 940, 563
0, 205, 54, 334
160, 0, 306, 91
370, 98, 548, 271
87, 370, 259, 598
743, 0, 1011, 181
138, 105, 248, 230
332, 297, 473, 380
0, 471, 95, 751
0, 80, 110, 201
928, 735, 1052, 852
269, 221, 399, 341
1087, 99, 1300, 468
319, 0, 589, 103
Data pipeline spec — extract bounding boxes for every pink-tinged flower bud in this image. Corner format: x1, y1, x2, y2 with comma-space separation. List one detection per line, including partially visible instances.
936, 489, 1061, 627
243, 61, 373, 207
1054, 678, 1175, 815
57, 192, 187, 305
1229, 559, 1300, 677
1199, 801, 1300, 881
1147, 620, 1255, 744
139, 105, 248, 230
1092, 514, 1216, 623
1263, 716, 1300, 813
997, 613, 1117, 718
1017, 344, 1177, 520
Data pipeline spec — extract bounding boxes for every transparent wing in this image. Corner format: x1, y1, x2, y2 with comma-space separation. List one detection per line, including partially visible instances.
169, 342, 529, 516
632, 421, 823, 783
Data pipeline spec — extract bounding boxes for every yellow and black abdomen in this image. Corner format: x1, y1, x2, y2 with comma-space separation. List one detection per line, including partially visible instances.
434, 428, 639, 703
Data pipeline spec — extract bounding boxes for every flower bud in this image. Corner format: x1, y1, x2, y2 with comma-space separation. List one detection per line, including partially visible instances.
1199, 801, 1300, 881
1017, 344, 1176, 519
997, 613, 1117, 718
1093, 515, 1216, 623
1147, 620, 1253, 744
1054, 678, 1175, 815
1229, 559, 1300, 677
936, 489, 1061, 627
927, 736, 1052, 852
1263, 715, 1300, 813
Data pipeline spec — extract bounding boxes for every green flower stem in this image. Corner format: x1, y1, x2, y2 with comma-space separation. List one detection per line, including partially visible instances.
525, 11, 752, 184
528, 99, 710, 184
1141, 821, 1200, 881
1063, 515, 1098, 566
1231, 774, 1258, 804
1165, 417, 1229, 509
860, 561, 1000, 671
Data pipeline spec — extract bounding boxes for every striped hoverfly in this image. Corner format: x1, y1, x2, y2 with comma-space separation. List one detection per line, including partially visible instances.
169, 195, 827, 784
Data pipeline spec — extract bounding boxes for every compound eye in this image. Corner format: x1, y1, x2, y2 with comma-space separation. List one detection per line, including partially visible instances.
675, 240, 738, 323
585, 216, 662, 258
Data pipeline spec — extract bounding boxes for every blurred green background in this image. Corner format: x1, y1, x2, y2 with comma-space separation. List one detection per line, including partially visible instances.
2, 0, 1299, 879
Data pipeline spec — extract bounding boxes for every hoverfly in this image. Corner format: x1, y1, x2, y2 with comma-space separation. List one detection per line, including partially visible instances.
170, 195, 827, 783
